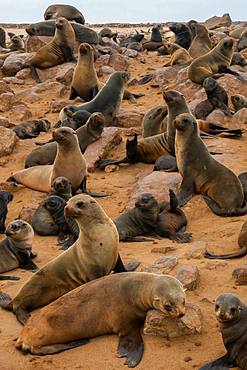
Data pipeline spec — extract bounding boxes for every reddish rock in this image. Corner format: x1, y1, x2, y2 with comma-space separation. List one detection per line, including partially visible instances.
32, 81, 67, 97
10, 104, 32, 121
0, 92, 16, 112
56, 67, 74, 85
206, 109, 227, 125
104, 164, 119, 173
204, 13, 232, 30
50, 99, 76, 113
108, 53, 129, 71
0, 182, 21, 192
151, 246, 176, 254
84, 127, 122, 172
0, 80, 14, 94
0, 127, 17, 156
3, 77, 24, 85
175, 264, 200, 291
232, 264, 247, 285
15, 68, 31, 80
37, 63, 75, 83
232, 108, 247, 125
152, 67, 177, 87
0, 116, 14, 128
18, 206, 36, 224
101, 65, 115, 74
141, 256, 178, 274
115, 109, 144, 128
2, 53, 31, 76
144, 303, 202, 338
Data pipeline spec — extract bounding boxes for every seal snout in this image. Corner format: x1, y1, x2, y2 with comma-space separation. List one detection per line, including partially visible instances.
79, 43, 91, 55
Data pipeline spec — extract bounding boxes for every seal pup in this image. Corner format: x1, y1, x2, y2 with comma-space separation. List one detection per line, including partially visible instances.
188, 38, 234, 84
143, 26, 163, 51
24, 112, 104, 168
7, 127, 86, 193
0, 220, 37, 279
0, 191, 13, 233
13, 119, 51, 139
16, 272, 186, 367
231, 94, 247, 112
163, 43, 192, 67
49, 176, 72, 200
44, 4, 85, 24
199, 294, 247, 370
9, 35, 25, 51
175, 113, 247, 216
60, 72, 129, 126
231, 52, 247, 67
0, 194, 139, 324
169, 22, 192, 49
57, 109, 91, 130
25, 17, 76, 83
188, 23, 212, 58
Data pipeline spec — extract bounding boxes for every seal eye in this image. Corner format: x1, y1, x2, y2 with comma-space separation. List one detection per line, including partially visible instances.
77, 201, 85, 209
215, 304, 219, 311
230, 307, 236, 315
164, 304, 173, 312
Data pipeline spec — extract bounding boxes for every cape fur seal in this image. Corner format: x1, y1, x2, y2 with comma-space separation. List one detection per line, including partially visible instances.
0, 191, 13, 233
169, 22, 192, 49
8, 127, 87, 193
25, 17, 76, 83
163, 43, 192, 67
199, 294, 247, 370
0, 194, 138, 325
188, 38, 234, 84
231, 94, 247, 112
142, 105, 167, 138
26, 20, 99, 44
188, 23, 212, 58
175, 113, 247, 216
60, 72, 129, 126
9, 35, 25, 51
0, 220, 37, 280
13, 119, 51, 139
44, 4, 85, 24
0, 27, 6, 48
24, 112, 104, 168
16, 272, 186, 368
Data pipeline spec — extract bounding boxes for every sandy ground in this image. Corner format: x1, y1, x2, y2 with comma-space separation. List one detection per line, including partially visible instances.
0, 25, 246, 370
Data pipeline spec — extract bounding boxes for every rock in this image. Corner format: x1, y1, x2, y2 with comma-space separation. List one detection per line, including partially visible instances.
122, 49, 139, 58
183, 241, 207, 259
101, 65, 115, 74
0, 92, 16, 112
151, 246, 176, 254
0, 127, 17, 156
32, 81, 67, 97
152, 67, 177, 87
141, 256, 178, 274
210, 32, 229, 46
108, 53, 129, 71
10, 104, 32, 121
218, 75, 247, 104
0, 116, 14, 128
37, 63, 75, 83
233, 108, 247, 125
144, 303, 202, 338
206, 109, 227, 125
96, 54, 110, 68
18, 206, 36, 224
176, 66, 189, 85
175, 264, 200, 291
56, 67, 74, 85
2, 53, 31, 76
16, 68, 31, 80
3, 77, 24, 85
84, 127, 122, 172
25, 35, 47, 52
204, 13, 232, 30
50, 99, 76, 113
131, 172, 182, 205
15, 89, 40, 103
115, 109, 145, 128
104, 164, 119, 173
232, 265, 247, 285
0, 80, 14, 94
0, 182, 21, 192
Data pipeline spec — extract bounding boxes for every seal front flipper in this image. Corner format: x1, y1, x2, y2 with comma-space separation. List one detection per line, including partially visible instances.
117, 331, 144, 368
0, 276, 20, 280
30, 65, 42, 83
0, 292, 13, 310
199, 354, 236, 369
60, 45, 76, 63
16, 250, 38, 272
19, 339, 90, 355
113, 254, 140, 273
69, 86, 79, 100
177, 178, 195, 207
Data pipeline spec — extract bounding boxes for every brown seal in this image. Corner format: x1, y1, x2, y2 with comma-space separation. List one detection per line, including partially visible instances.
169, 22, 192, 49
0, 27, 6, 48
231, 94, 247, 112
142, 105, 167, 138
0, 220, 37, 279
7, 127, 87, 193
0, 194, 138, 325
15, 272, 186, 367
174, 113, 247, 216
9, 35, 25, 51
13, 119, 51, 139
0, 191, 13, 233
24, 112, 104, 168
188, 37, 234, 84
188, 23, 212, 58
60, 71, 129, 126
25, 17, 76, 83
199, 293, 247, 370
231, 52, 247, 67
44, 4, 85, 24
163, 43, 192, 67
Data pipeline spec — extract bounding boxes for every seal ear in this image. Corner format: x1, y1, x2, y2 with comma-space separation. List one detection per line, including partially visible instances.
153, 296, 161, 301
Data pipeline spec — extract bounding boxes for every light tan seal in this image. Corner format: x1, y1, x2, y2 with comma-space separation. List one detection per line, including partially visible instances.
0, 220, 37, 279
25, 17, 76, 83
7, 127, 86, 193
175, 113, 247, 216
188, 37, 234, 84
163, 43, 192, 66
16, 272, 186, 367
188, 23, 212, 58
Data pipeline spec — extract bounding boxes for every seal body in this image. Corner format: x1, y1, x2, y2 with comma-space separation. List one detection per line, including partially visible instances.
16, 272, 186, 367
13, 119, 51, 139
44, 4, 85, 24
8, 127, 87, 193
0, 191, 13, 233
231, 94, 247, 112
175, 113, 246, 215
188, 38, 234, 84
188, 23, 212, 58
142, 106, 167, 138
163, 43, 192, 66
169, 23, 192, 49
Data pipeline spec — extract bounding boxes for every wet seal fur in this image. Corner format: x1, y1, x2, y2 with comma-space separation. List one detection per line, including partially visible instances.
0, 194, 139, 325
44, 4, 85, 24
175, 113, 247, 216
0, 220, 37, 280
16, 272, 186, 367
199, 294, 247, 370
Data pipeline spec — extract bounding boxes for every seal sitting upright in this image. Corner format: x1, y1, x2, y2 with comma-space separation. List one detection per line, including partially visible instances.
16, 272, 186, 368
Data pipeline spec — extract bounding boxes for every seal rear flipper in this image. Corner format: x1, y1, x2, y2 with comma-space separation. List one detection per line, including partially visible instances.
138, 74, 153, 85
199, 354, 236, 369
97, 157, 129, 169
16, 250, 39, 272
117, 331, 144, 368
21, 339, 90, 355
0, 276, 20, 280
218, 66, 247, 83
122, 236, 155, 242
80, 177, 109, 198
204, 196, 247, 216
69, 86, 79, 100
159, 230, 192, 243
0, 292, 13, 310
113, 254, 140, 273
204, 247, 247, 259
21, 260, 39, 272
30, 65, 42, 83
15, 306, 30, 325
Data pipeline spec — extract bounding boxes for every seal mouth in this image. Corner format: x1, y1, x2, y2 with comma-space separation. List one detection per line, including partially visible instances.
174, 118, 185, 131
163, 90, 178, 103
64, 205, 80, 218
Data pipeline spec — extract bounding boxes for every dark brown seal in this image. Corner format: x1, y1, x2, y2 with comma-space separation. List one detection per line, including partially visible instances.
25, 17, 76, 83
16, 272, 186, 368
199, 294, 247, 370
169, 22, 192, 49
175, 113, 247, 216
44, 4, 85, 24
0, 191, 13, 233
0, 220, 37, 279
13, 119, 51, 139
231, 94, 247, 112
142, 105, 167, 138
24, 112, 104, 168
9, 35, 25, 51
